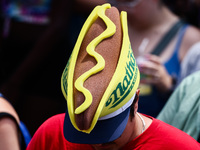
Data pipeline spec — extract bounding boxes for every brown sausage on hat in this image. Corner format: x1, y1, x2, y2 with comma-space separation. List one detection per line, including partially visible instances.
73, 6, 122, 130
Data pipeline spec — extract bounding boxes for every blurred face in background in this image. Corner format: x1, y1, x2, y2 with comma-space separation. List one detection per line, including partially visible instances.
107, 0, 160, 24
107, 0, 143, 8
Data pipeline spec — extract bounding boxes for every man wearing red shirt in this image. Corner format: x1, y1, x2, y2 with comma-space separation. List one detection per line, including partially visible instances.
27, 3, 200, 150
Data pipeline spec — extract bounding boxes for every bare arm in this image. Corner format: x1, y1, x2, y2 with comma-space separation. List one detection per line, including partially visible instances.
0, 117, 20, 150
0, 97, 20, 150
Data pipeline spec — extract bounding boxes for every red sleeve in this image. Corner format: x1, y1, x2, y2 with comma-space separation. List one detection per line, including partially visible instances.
26, 113, 93, 150
26, 113, 66, 150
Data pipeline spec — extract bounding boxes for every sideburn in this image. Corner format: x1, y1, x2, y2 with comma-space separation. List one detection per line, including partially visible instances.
130, 94, 138, 121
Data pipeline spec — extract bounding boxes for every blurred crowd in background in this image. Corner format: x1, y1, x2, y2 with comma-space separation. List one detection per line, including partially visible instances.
0, 0, 200, 149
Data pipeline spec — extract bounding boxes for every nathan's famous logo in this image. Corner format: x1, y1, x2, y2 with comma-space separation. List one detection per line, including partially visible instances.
105, 47, 138, 109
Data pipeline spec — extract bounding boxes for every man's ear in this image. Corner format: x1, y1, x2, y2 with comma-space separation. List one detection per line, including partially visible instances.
134, 89, 140, 114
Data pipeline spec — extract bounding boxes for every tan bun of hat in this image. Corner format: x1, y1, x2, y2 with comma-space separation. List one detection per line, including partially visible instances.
61, 3, 140, 136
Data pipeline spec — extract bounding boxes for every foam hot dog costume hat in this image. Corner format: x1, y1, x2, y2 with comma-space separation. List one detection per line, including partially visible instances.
61, 3, 140, 144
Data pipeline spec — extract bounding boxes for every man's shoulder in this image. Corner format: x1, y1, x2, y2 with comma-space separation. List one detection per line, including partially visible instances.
124, 117, 200, 149
33, 113, 65, 137
44, 113, 65, 124
27, 113, 67, 149
152, 119, 200, 148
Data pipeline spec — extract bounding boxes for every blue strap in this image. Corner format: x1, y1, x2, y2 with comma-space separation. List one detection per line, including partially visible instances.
19, 121, 32, 147
152, 20, 184, 55
0, 93, 3, 97
164, 24, 188, 77
174, 24, 188, 54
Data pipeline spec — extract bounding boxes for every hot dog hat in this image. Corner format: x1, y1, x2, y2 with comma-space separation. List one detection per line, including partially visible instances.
61, 3, 140, 144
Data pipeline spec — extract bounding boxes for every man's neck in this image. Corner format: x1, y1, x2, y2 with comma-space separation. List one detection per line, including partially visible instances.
128, 113, 153, 141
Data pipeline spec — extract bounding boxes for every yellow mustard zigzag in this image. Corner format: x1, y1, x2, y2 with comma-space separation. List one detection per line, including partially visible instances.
74, 4, 116, 114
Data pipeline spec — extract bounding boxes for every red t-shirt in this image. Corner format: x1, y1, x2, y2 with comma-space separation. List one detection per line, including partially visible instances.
26, 113, 200, 150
